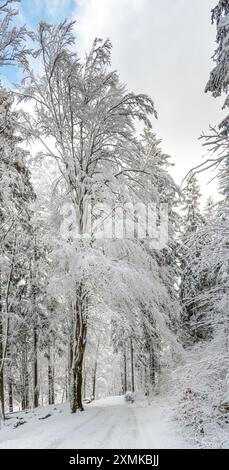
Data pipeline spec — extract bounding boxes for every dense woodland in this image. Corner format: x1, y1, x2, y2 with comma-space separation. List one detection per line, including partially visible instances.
0, 0, 229, 448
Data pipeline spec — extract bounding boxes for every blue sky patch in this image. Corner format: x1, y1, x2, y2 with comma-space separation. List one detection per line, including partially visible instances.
1, 0, 77, 86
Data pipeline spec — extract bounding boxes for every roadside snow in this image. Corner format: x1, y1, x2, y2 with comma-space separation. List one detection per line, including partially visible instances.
0, 395, 194, 449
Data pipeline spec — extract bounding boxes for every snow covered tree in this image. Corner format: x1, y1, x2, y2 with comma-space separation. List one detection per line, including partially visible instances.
17, 21, 160, 413
179, 175, 206, 340
0, 83, 34, 420
218, 156, 229, 200
203, 195, 216, 221
0, 1, 33, 422
14, 18, 186, 412
0, 0, 31, 67
181, 175, 203, 233
196, 1, 229, 175
205, 1, 229, 125
176, 6, 229, 439
107, 130, 182, 398
180, 163, 229, 344
175, 170, 229, 445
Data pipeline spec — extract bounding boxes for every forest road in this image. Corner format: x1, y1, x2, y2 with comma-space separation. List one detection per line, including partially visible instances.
0, 396, 192, 449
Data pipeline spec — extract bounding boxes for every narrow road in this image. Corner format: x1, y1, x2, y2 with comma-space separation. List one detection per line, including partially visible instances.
0, 396, 192, 449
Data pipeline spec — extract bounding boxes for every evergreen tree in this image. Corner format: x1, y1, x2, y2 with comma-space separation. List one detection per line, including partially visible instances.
0, 83, 34, 420
180, 175, 205, 340
203, 195, 216, 221
0, 2, 32, 420
200, 1, 229, 174
218, 156, 229, 200
181, 175, 203, 233
205, 0, 229, 132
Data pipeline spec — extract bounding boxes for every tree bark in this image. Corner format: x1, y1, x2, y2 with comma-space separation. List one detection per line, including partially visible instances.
8, 377, 13, 413
149, 346, 156, 386
83, 361, 87, 399
92, 360, 97, 400
130, 338, 135, 393
0, 243, 15, 421
123, 347, 127, 394
71, 353, 85, 412
91, 338, 100, 399
0, 270, 5, 420
48, 344, 54, 405
21, 343, 29, 410
71, 285, 87, 413
0, 366, 4, 420
33, 327, 39, 408
68, 322, 73, 398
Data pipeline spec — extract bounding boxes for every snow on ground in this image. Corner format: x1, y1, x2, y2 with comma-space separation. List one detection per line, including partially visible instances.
0, 395, 195, 449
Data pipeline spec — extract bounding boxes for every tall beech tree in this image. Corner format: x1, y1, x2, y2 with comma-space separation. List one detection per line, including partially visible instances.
18, 21, 158, 412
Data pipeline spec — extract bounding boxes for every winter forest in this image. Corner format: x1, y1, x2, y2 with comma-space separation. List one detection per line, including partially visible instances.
0, 0, 229, 450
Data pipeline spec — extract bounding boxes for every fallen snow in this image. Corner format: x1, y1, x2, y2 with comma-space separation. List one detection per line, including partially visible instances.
0, 395, 195, 449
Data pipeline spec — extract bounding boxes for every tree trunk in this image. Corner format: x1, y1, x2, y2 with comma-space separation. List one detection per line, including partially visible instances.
83, 362, 87, 399
149, 347, 156, 386
48, 363, 54, 405
48, 345, 54, 405
76, 360, 83, 409
33, 327, 39, 408
0, 367, 4, 420
71, 285, 87, 413
6, 320, 13, 413
70, 200, 88, 413
0, 242, 15, 421
91, 338, 100, 399
0, 270, 4, 420
68, 324, 73, 398
8, 375, 13, 413
123, 347, 127, 393
130, 338, 135, 393
21, 343, 29, 410
71, 345, 85, 412
92, 360, 97, 400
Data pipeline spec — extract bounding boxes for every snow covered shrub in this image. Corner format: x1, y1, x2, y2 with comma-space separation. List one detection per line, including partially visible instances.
124, 391, 135, 403
172, 328, 229, 448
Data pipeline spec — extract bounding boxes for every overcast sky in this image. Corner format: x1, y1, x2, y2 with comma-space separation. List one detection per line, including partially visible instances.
9, 0, 225, 200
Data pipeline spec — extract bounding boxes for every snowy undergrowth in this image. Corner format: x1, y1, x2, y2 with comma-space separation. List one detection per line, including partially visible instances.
169, 330, 229, 448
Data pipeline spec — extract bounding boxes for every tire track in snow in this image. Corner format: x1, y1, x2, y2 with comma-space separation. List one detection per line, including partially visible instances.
57, 404, 140, 449
47, 407, 104, 449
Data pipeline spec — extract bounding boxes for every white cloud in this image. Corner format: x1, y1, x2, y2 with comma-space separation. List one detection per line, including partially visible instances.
73, 0, 224, 198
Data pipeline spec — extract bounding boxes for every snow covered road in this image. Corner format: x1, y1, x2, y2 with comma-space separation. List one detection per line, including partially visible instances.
0, 396, 193, 449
